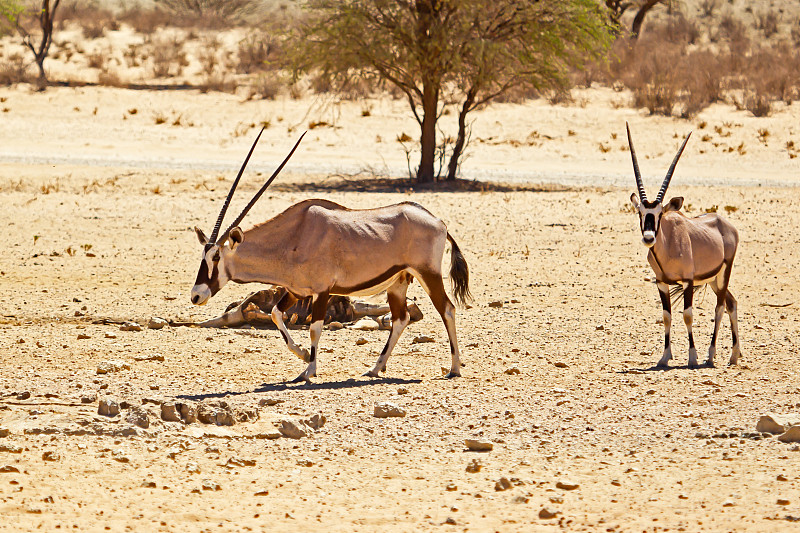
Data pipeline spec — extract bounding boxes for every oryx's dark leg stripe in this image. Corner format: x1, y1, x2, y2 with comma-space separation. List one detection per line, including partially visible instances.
659, 286, 671, 349
308, 293, 329, 364
684, 281, 695, 350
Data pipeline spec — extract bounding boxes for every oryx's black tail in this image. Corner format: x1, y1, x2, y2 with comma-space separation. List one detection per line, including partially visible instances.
447, 233, 471, 307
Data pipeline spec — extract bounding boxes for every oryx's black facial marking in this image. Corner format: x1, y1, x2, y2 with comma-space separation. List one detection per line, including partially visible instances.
190, 246, 223, 305
635, 199, 664, 248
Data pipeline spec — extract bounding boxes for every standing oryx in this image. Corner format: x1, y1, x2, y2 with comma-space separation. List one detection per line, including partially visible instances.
190, 128, 470, 383
626, 123, 741, 368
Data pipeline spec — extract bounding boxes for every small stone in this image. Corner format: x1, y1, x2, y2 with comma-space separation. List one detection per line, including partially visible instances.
327, 321, 343, 331
595, 324, 605, 330
465, 439, 493, 452
141, 481, 157, 488
119, 322, 143, 332
374, 401, 406, 418
147, 317, 168, 330
15, 391, 31, 401
77, 334, 91, 340
549, 495, 564, 504
465, 459, 482, 473
98, 398, 120, 417
80, 394, 97, 404
756, 413, 800, 434
278, 419, 310, 439
304, 414, 326, 430
186, 462, 201, 474
227, 457, 256, 467
777, 499, 790, 506
258, 398, 281, 407
445, 483, 458, 491
254, 430, 283, 440
126, 406, 150, 429
777, 474, 788, 481
504, 366, 521, 375
177, 403, 197, 424
397, 387, 409, 395
0, 465, 20, 473
488, 300, 503, 308
444, 517, 457, 525
495, 477, 512, 491
553, 362, 569, 368
161, 403, 181, 422
0, 444, 22, 453
0, 428, 10, 438
111, 450, 130, 463
42, 451, 60, 462
778, 426, 800, 443
412, 335, 435, 344
104, 332, 117, 339
255, 489, 269, 496
96, 360, 130, 374
556, 480, 579, 491
197, 402, 234, 426
722, 500, 735, 507
355, 337, 368, 346
352, 317, 380, 331
539, 507, 560, 519
201, 479, 221, 491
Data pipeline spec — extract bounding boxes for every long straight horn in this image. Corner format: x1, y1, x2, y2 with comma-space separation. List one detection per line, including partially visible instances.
217, 131, 307, 245
626, 122, 647, 202
655, 131, 692, 203
207, 126, 267, 245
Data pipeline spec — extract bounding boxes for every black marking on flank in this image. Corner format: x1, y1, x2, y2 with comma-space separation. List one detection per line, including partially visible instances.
331, 265, 406, 294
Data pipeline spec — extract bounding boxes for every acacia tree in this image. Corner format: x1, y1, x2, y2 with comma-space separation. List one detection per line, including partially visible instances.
291, 0, 613, 183
0, 0, 61, 86
605, 0, 680, 39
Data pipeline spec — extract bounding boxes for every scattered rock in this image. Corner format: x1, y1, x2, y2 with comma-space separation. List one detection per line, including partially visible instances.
465, 459, 482, 473
126, 407, 150, 429
305, 414, 326, 430
778, 499, 791, 506
504, 366, 521, 375
278, 419, 310, 439
446, 483, 458, 491
550, 494, 564, 504
80, 394, 97, 404
255, 489, 269, 496
253, 430, 283, 440
96, 360, 130, 374
374, 401, 406, 418
0, 444, 22, 453
722, 500, 735, 507
777, 474, 788, 481
15, 391, 31, 401
488, 300, 503, 308
133, 353, 165, 362
352, 317, 380, 331
119, 322, 143, 332
160, 403, 181, 422
258, 398, 282, 407
465, 439, 493, 452
186, 462, 200, 474
141, 481, 156, 488
42, 451, 60, 462
98, 398, 120, 417
756, 413, 800, 434
0, 465, 20, 473
595, 324, 605, 330
77, 334, 91, 340
778, 426, 800, 443
177, 402, 197, 424
197, 402, 234, 426
495, 477, 512, 491
539, 507, 560, 519
327, 321, 343, 331
227, 457, 256, 467
444, 517, 457, 525
201, 479, 221, 491
355, 337, 368, 346
397, 387, 409, 395
553, 362, 569, 368
0, 428, 9, 438
112, 450, 130, 463
147, 317, 168, 330
556, 480, 580, 491
412, 335, 435, 344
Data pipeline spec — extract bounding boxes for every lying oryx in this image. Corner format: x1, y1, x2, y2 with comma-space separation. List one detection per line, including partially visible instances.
626, 123, 741, 368
173, 286, 423, 329
190, 129, 470, 382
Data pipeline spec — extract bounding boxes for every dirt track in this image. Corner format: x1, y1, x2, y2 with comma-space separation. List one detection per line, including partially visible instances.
1, 86, 800, 531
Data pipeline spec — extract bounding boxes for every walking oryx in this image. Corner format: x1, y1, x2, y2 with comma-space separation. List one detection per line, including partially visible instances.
190, 128, 470, 383
626, 123, 741, 368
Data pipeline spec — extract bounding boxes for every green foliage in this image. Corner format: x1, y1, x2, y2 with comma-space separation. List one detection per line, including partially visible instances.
0, 0, 24, 34
290, 0, 614, 182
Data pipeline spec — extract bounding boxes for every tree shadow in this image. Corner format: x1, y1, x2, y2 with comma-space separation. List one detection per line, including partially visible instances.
176, 376, 422, 401
271, 176, 578, 194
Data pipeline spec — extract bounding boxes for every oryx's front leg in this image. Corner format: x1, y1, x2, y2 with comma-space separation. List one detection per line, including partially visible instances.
365, 275, 411, 378
683, 281, 699, 368
271, 292, 310, 363
417, 271, 462, 378
291, 292, 329, 384
656, 282, 672, 367
726, 290, 741, 365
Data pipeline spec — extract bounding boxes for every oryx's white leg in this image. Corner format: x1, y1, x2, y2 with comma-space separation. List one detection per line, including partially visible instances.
656, 282, 673, 367
271, 293, 310, 363
416, 270, 462, 378
726, 290, 741, 365
365, 274, 412, 378
683, 281, 699, 368
291, 292, 329, 384
708, 271, 728, 368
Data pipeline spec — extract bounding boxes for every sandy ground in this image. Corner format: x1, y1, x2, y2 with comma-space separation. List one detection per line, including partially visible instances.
1, 86, 800, 532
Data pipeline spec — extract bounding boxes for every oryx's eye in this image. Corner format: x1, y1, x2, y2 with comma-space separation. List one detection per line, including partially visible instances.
212, 252, 220, 262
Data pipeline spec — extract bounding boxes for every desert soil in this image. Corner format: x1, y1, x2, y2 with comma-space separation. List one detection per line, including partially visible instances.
1, 86, 800, 532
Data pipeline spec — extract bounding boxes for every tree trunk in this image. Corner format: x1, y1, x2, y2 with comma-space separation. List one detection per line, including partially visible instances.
446, 90, 475, 181
416, 80, 439, 183
630, 0, 662, 40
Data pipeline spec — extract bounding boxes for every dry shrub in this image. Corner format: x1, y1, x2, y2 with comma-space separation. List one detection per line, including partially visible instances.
699, 0, 719, 18
246, 74, 282, 100
237, 32, 281, 73
56, 3, 118, 34
200, 73, 236, 94
755, 10, 780, 39
118, 7, 173, 34
198, 37, 220, 76
152, 0, 263, 27
0, 54, 30, 85
86, 50, 105, 69
97, 68, 125, 88
149, 35, 188, 78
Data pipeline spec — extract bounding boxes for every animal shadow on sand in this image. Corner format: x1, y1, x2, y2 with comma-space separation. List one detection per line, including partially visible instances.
618, 361, 715, 374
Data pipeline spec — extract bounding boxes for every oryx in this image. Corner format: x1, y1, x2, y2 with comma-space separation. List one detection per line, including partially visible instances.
626, 123, 741, 368
190, 128, 470, 383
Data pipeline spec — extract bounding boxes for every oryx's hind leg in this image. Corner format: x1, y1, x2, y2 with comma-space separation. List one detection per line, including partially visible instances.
271, 292, 310, 363
291, 292, 329, 384
725, 290, 741, 365
416, 271, 462, 378
708, 265, 730, 367
656, 282, 673, 367
365, 274, 412, 378
683, 280, 699, 368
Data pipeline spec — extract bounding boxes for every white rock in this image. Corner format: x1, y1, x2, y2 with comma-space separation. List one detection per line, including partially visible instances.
119, 322, 143, 332
756, 413, 800, 434
374, 401, 406, 418
327, 321, 343, 331
352, 318, 380, 331
147, 317, 168, 330
97, 360, 130, 374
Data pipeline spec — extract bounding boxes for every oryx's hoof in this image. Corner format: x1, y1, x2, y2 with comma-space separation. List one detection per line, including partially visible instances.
296, 348, 311, 363
444, 371, 461, 379
705, 358, 716, 368
362, 370, 380, 378
289, 372, 313, 384
656, 362, 670, 369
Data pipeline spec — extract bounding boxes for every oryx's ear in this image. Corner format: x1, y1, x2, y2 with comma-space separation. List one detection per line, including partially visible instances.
228, 227, 244, 250
664, 196, 684, 213
195, 226, 208, 245
630, 192, 641, 210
